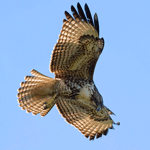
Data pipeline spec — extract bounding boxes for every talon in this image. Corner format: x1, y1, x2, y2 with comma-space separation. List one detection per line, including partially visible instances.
44, 93, 58, 110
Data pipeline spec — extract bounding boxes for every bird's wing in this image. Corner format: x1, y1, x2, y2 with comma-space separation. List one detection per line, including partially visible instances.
50, 3, 104, 80
56, 98, 114, 140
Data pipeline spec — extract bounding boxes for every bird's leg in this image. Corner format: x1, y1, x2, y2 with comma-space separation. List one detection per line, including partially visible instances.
44, 93, 58, 110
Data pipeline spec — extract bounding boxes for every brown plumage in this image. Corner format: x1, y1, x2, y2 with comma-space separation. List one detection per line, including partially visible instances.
17, 2, 119, 140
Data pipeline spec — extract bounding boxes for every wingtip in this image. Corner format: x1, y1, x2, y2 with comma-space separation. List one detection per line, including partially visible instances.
102, 129, 108, 135
117, 122, 120, 125
96, 133, 102, 139
77, 2, 80, 9
114, 122, 120, 126
89, 136, 95, 140
84, 3, 88, 11
77, 2, 80, 6
71, 5, 74, 11
85, 3, 88, 6
94, 13, 98, 19
64, 11, 68, 15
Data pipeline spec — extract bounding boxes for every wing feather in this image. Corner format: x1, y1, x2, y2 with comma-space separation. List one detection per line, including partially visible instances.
71, 5, 80, 21
56, 99, 113, 140
84, 4, 94, 26
94, 13, 99, 36
50, 3, 104, 80
77, 2, 87, 22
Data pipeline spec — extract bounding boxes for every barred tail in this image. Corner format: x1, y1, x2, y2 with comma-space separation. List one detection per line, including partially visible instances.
17, 69, 59, 116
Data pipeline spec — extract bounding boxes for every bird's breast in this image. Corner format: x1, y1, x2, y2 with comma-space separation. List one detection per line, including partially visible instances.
76, 83, 94, 102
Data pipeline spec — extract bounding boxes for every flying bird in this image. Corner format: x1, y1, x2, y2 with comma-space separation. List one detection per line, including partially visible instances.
17, 2, 120, 140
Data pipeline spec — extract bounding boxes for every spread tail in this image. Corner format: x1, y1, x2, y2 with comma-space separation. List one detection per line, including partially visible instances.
17, 69, 59, 116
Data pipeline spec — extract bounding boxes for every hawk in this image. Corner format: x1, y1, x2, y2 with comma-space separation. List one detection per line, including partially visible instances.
17, 3, 120, 140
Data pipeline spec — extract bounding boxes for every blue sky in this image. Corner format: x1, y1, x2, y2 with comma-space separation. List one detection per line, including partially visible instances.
1, 0, 150, 150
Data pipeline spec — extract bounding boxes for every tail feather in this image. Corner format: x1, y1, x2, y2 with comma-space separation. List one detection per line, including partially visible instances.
18, 86, 35, 93
31, 69, 51, 79
17, 69, 59, 116
24, 76, 51, 82
27, 97, 50, 115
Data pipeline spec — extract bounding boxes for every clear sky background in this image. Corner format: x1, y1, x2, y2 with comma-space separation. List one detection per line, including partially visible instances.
0, 0, 150, 150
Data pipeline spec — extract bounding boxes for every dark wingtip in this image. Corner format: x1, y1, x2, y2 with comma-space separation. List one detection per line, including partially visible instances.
63, 19, 66, 22
89, 136, 95, 140
117, 122, 120, 125
103, 129, 108, 135
96, 133, 102, 139
69, 3, 99, 36
94, 13, 99, 35
71, 5, 75, 11
64, 11, 68, 17
71, 4, 80, 20
77, 2, 87, 22
65, 11, 73, 21
84, 3, 94, 26
109, 125, 115, 129
114, 122, 120, 125
77, 2, 80, 6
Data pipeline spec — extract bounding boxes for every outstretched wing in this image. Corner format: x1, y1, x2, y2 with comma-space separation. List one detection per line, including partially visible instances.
50, 3, 104, 80
56, 98, 114, 140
